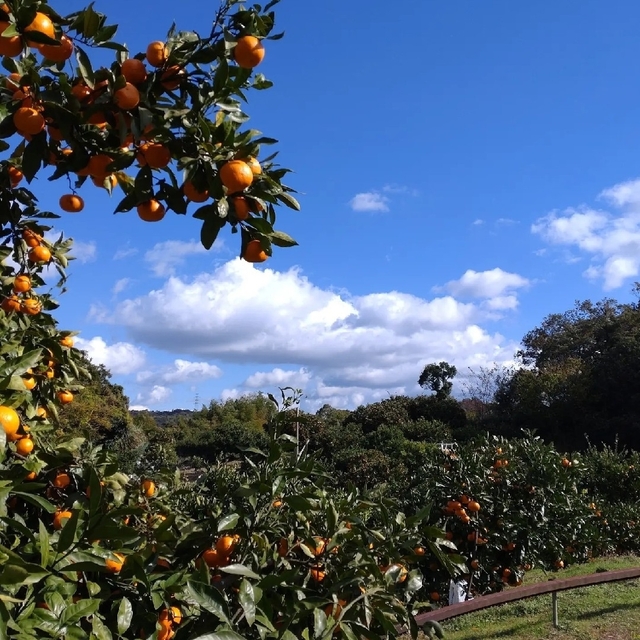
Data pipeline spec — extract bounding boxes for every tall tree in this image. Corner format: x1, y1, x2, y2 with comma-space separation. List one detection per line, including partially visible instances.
418, 361, 457, 399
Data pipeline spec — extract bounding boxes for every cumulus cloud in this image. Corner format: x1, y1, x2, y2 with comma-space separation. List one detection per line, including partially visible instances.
137, 359, 223, 385
72, 240, 97, 263
532, 177, 640, 289
93, 259, 521, 407
75, 336, 146, 375
112, 278, 131, 295
144, 240, 209, 277
349, 191, 390, 213
439, 268, 531, 300
137, 385, 172, 405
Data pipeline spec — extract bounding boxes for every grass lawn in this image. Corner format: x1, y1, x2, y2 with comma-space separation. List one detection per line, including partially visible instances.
436, 555, 640, 640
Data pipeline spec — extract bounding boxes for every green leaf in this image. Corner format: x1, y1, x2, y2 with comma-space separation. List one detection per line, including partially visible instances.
219, 564, 260, 579
201, 216, 225, 250
238, 579, 255, 626
12, 491, 56, 513
116, 597, 132, 635
276, 192, 300, 210
0, 562, 48, 586
56, 509, 80, 554
61, 599, 100, 625
38, 519, 50, 569
217, 513, 239, 532
21, 134, 46, 183
269, 231, 298, 248
92, 615, 113, 640
75, 45, 95, 88
313, 608, 327, 640
186, 580, 231, 625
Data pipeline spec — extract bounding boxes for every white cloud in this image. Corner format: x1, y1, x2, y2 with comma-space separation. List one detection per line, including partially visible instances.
350, 191, 390, 213
137, 385, 172, 405
112, 278, 131, 295
382, 184, 419, 197
532, 177, 640, 290
496, 218, 519, 227
473, 219, 484, 226
75, 336, 146, 375
144, 240, 209, 277
440, 268, 530, 300
114, 245, 138, 260
137, 359, 223, 384
129, 404, 149, 411
93, 259, 521, 407
244, 367, 311, 389
72, 240, 97, 263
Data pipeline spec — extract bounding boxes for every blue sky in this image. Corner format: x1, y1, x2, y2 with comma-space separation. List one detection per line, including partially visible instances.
35, 0, 640, 410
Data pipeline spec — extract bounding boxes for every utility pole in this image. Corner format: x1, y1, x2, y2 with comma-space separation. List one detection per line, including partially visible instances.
193, 392, 200, 411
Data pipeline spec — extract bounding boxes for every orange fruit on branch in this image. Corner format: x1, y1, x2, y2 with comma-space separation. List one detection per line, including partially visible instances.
0, 405, 19, 436
146, 41, 168, 67
310, 565, 326, 583
53, 510, 72, 530
114, 82, 140, 110
92, 174, 117, 189
22, 375, 36, 390
121, 58, 147, 84
13, 107, 45, 135
21, 298, 41, 315
137, 142, 171, 168
15, 436, 33, 456
234, 35, 265, 69
141, 479, 156, 497
232, 196, 251, 220
183, 180, 208, 202
56, 390, 73, 404
87, 154, 115, 180
159, 607, 182, 626
71, 83, 91, 102
22, 228, 42, 247
219, 159, 253, 193
105, 553, 125, 573
8, 165, 23, 186
23, 12, 55, 45
38, 35, 73, 62
12, 274, 30, 293
0, 22, 22, 57
240, 156, 261, 175
137, 199, 165, 222
467, 500, 481, 512
53, 472, 71, 489
215, 535, 239, 556
1, 296, 21, 313
242, 239, 268, 263
160, 65, 185, 91
28, 245, 51, 263
59, 194, 84, 212
60, 335, 74, 348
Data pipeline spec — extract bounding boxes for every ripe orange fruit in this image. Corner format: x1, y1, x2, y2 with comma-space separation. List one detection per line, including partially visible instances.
13, 274, 31, 293
311, 536, 326, 556
137, 199, 166, 222
277, 537, 289, 557
414, 546, 426, 556
53, 510, 72, 530
59, 194, 84, 213
13, 107, 45, 135
146, 41, 168, 67
183, 180, 209, 202
467, 501, 481, 513
114, 82, 140, 110
0, 405, 19, 436
60, 335, 74, 348
87, 154, 114, 180
105, 553, 125, 573
470, 559, 480, 570
92, 174, 117, 189
216, 535, 239, 556
21, 298, 41, 315
121, 58, 147, 84
554, 559, 564, 569
161, 65, 185, 91
324, 599, 346, 620
23, 228, 42, 247
0, 22, 22, 57
561, 458, 571, 468
430, 591, 440, 602
53, 472, 71, 489
86, 111, 109, 129
25, 471, 37, 481
272, 499, 283, 508
8, 164, 22, 187
24, 12, 55, 45
242, 156, 262, 175
158, 620, 174, 640
35, 407, 47, 419
219, 160, 253, 193
71, 83, 91, 102
159, 607, 182, 626
242, 239, 267, 263
310, 566, 326, 583
5, 72, 20, 90
1, 296, 20, 313
38, 35, 73, 62
234, 35, 265, 69
232, 196, 251, 220
57, 390, 73, 404
141, 479, 156, 497
16, 436, 33, 456
202, 548, 227, 568
28, 245, 51, 263
22, 375, 36, 390
137, 142, 171, 168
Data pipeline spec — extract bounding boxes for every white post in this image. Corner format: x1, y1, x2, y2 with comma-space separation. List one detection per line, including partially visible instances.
552, 592, 559, 628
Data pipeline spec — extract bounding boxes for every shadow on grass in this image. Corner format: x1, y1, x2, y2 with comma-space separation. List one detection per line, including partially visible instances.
577, 600, 640, 620
445, 617, 541, 640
